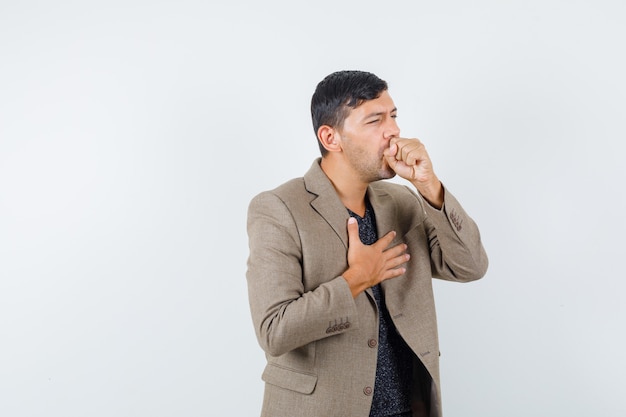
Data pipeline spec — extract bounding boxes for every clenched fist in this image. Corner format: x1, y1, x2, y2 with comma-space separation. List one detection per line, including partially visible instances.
383, 137, 444, 209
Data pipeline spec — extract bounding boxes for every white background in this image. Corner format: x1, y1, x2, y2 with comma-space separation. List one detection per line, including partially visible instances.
1, 1, 625, 416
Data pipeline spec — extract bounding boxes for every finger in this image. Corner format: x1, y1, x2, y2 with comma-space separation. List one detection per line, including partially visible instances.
406, 144, 426, 166
389, 139, 402, 159
347, 217, 360, 245
396, 139, 423, 161
384, 152, 399, 170
387, 251, 410, 269
382, 265, 406, 281
383, 143, 398, 164
391, 137, 410, 147
376, 230, 397, 249
396, 141, 411, 163
384, 242, 408, 257
406, 149, 421, 166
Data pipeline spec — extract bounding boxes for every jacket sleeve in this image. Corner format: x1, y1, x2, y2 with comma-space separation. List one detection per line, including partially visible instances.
246, 191, 358, 357
419, 186, 489, 282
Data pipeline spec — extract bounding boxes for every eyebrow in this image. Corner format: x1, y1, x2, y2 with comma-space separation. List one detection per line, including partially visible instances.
363, 107, 398, 119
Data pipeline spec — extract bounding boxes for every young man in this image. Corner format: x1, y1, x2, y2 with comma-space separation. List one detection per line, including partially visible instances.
246, 70, 488, 417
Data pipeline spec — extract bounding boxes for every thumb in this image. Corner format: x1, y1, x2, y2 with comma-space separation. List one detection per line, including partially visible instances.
347, 217, 360, 245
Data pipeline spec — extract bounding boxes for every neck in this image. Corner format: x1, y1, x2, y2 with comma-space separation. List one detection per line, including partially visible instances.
320, 156, 368, 216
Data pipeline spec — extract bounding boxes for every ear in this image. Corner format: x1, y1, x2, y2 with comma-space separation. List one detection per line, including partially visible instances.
317, 125, 342, 153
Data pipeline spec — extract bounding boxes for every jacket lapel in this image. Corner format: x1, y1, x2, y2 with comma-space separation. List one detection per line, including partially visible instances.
368, 183, 407, 301
367, 183, 398, 242
304, 159, 350, 249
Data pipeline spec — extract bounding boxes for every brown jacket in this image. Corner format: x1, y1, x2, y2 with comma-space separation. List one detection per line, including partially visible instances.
246, 159, 488, 417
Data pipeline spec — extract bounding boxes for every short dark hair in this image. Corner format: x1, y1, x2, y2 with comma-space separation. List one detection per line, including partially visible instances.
311, 70, 388, 156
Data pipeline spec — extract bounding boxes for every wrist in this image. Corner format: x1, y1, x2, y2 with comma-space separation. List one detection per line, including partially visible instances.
413, 179, 443, 209
342, 268, 369, 298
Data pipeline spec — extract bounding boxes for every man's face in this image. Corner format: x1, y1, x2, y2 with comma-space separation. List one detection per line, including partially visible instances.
336, 90, 400, 183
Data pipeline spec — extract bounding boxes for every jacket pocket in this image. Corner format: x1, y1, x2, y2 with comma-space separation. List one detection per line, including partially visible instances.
262, 363, 318, 395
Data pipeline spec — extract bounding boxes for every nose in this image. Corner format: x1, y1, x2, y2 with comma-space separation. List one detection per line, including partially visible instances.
384, 117, 400, 140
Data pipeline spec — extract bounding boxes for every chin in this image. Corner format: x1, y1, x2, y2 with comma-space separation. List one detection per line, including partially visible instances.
378, 168, 396, 181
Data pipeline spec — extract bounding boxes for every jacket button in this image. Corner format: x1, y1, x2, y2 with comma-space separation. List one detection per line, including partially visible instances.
368, 339, 377, 348
363, 386, 373, 396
